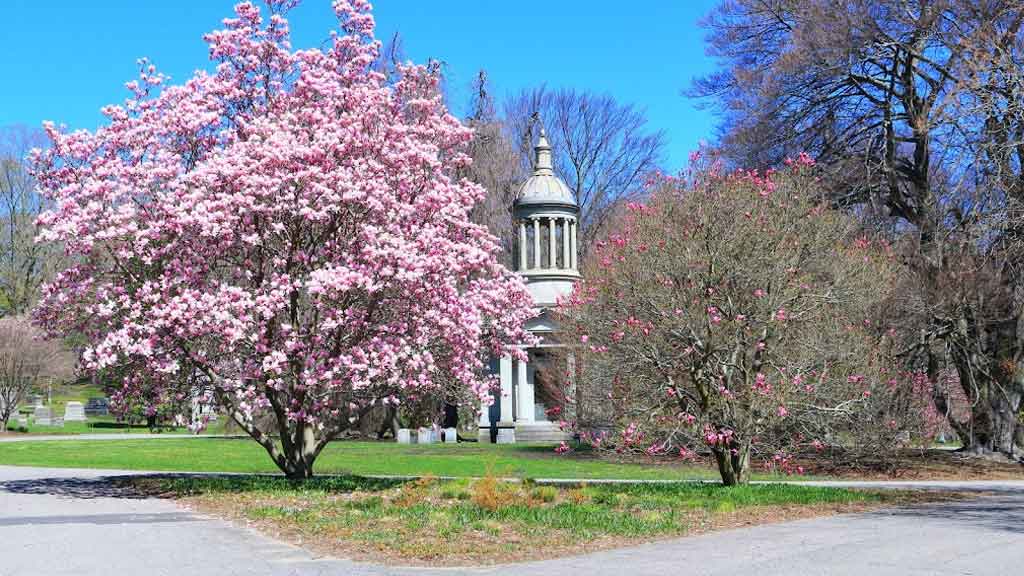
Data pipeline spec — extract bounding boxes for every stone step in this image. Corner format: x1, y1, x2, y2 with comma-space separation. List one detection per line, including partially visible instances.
513, 424, 569, 443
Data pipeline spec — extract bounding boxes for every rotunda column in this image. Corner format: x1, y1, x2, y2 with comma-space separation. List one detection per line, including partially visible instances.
519, 220, 527, 271
562, 217, 570, 269
570, 219, 577, 269
517, 356, 534, 422
532, 218, 541, 269
548, 217, 557, 269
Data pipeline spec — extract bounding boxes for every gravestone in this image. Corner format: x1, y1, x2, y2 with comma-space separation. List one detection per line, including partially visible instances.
496, 429, 515, 444
396, 428, 412, 444
443, 427, 458, 444
30, 395, 44, 408
33, 406, 53, 426
64, 401, 87, 422
416, 427, 435, 444
84, 397, 109, 417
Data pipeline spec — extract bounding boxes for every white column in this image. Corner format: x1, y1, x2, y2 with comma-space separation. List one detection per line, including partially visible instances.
516, 356, 534, 422
570, 220, 577, 269
518, 221, 527, 271
562, 217, 570, 269
478, 401, 490, 427
499, 356, 513, 423
532, 218, 541, 269
547, 217, 557, 269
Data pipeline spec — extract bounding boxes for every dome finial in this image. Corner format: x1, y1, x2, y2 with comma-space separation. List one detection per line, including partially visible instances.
534, 125, 553, 175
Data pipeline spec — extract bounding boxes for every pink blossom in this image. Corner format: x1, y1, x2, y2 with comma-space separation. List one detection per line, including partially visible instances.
30, 0, 536, 477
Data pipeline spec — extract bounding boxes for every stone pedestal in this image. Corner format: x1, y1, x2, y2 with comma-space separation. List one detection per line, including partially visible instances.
496, 429, 516, 444
514, 421, 569, 443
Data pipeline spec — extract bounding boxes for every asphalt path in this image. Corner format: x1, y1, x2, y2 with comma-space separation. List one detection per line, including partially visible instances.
0, 465, 1021, 576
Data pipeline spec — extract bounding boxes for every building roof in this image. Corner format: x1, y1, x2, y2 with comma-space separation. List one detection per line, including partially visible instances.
515, 130, 577, 208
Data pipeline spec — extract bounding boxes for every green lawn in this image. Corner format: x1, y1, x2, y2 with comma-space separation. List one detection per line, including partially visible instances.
0, 438, 736, 480
6, 415, 235, 436
8, 416, 181, 435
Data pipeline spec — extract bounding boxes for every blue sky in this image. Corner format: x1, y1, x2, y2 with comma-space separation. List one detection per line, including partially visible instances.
2, 1, 719, 171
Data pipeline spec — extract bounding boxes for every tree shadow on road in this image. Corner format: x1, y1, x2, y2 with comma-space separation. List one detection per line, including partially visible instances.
872, 494, 1024, 535
0, 475, 158, 500
0, 472, 402, 501
0, 511, 200, 527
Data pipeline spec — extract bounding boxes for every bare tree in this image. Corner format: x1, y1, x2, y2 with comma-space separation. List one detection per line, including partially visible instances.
504, 88, 666, 254
1, 125, 57, 316
0, 316, 72, 431
694, 0, 1024, 459
461, 71, 524, 266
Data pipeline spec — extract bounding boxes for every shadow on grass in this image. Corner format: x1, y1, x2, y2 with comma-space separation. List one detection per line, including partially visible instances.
86, 422, 154, 430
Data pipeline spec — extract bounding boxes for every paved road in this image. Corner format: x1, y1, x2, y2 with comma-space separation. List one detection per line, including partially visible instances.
0, 465, 1021, 576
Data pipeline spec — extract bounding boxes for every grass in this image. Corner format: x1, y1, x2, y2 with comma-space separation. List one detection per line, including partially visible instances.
6, 416, 181, 435
0, 438, 731, 480
2, 436, 1021, 481
130, 473, 928, 564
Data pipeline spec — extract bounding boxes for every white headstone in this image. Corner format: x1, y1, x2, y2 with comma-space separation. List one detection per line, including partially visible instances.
416, 427, 435, 444
496, 429, 516, 444
33, 405, 53, 426
443, 427, 458, 444
63, 401, 86, 422
396, 428, 412, 444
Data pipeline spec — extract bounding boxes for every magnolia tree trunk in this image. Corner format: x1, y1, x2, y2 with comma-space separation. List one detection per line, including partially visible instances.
712, 442, 752, 486
288, 424, 320, 479
225, 406, 331, 479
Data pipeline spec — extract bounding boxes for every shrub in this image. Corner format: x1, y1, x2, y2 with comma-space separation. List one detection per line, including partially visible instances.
470, 475, 518, 512
559, 158, 905, 484
530, 485, 558, 504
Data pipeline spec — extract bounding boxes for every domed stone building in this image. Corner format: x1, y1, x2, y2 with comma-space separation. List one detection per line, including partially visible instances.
478, 129, 579, 443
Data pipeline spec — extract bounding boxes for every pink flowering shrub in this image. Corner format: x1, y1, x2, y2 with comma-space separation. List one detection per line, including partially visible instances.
30, 1, 534, 478
559, 159, 904, 485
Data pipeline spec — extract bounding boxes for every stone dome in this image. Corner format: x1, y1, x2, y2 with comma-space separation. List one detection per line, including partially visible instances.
515, 130, 577, 207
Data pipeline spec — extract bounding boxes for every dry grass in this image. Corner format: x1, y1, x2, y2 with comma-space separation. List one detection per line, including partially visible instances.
139, 474, 963, 566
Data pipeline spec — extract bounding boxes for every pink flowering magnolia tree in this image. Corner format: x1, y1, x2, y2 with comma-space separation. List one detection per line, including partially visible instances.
30, 0, 534, 478
559, 158, 907, 485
